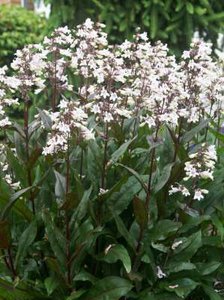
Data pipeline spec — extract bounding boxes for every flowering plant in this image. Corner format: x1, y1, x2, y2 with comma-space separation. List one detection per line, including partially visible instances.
0, 19, 224, 299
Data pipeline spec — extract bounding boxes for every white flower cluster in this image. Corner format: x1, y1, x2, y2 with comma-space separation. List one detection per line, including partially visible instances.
0, 66, 20, 128
169, 144, 217, 200
179, 40, 224, 123
156, 266, 166, 279
42, 99, 94, 155
0, 19, 223, 156
0, 145, 20, 190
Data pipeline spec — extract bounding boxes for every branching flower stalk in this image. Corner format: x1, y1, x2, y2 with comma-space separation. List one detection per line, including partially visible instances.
1, 248, 17, 280
1, 19, 224, 293
13, 47, 37, 214
133, 124, 160, 273
65, 138, 72, 286
170, 117, 183, 163
7, 247, 17, 279
101, 122, 109, 190
23, 96, 36, 214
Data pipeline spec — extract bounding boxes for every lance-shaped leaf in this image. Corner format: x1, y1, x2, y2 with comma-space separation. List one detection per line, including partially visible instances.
133, 197, 148, 229
154, 163, 174, 193
172, 231, 202, 261
165, 278, 199, 298
70, 186, 92, 226
37, 108, 52, 130
81, 276, 133, 300
15, 220, 37, 267
113, 212, 136, 250
54, 170, 66, 199
202, 285, 222, 300
0, 278, 49, 300
0, 220, 10, 249
43, 211, 66, 271
107, 137, 136, 167
1, 186, 33, 220
117, 163, 148, 193
106, 175, 145, 221
102, 244, 132, 273
44, 277, 59, 296
181, 119, 209, 144
196, 261, 221, 276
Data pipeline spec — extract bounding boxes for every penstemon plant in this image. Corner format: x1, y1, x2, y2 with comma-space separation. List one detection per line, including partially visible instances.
1, 19, 224, 300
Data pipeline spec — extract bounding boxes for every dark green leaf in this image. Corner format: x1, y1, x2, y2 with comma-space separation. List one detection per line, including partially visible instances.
202, 285, 222, 300
15, 220, 37, 267
113, 212, 136, 250
117, 163, 147, 193
154, 163, 174, 193
54, 170, 66, 199
74, 270, 97, 284
37, 108, 52, 130
133, 197, 148, 229
70, 186, 92, 225
181, 119, 209, 144
167, 262, 196, 274
102, 244, 132, 273
107, 137, 136, 166
0, 220, 10, 248
149, 220, 181, 241
44, 277, 59, 296
186, 2, 194, 14
81, 276, 133, 300
172, 231, 202, 261
196, 261, 221, 276
1, 186, 33, 220
150, 5, 158, 39
165, 278, 198, 298
211, 214, 224, 241
43, 212, 66, 271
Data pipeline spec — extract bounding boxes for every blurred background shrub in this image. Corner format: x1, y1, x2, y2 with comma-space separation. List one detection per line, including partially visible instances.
45, 0, 224, 55
0, 4, 46, 66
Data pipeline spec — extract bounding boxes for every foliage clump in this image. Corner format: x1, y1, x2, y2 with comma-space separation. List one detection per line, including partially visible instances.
45, 0, 224, 55
0, 19, 224, 299
0, 5, 46, 66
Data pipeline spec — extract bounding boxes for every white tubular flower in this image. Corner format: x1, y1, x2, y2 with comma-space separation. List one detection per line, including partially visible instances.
156, 266, 166, 279
169, 186, 180, 195
169, 285, 179, 289
205, 145, 217, 162
170, 144, 216, 201
169, 184, 190, 197
0, 147, 20, 190
171, 240, 183, 250
186, 144, 217, 183
184, 162, 199, 180
200, 170, 214, 180
0, 117, 11, 128
194, 189, 209, 201
42, 99, 94, 156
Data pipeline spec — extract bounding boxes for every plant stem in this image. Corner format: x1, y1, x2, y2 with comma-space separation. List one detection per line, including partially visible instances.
94, 123, 109, 276
172, 118, 182, 163
2, 249, 12, 275
145, 126, 159, 210
7, 248, 17, 279
101, 123, 109, 189
215, 108, 221, 163
65, 140, 71, 286
204, 103, 213, 142
24, 98, 35, 214
51, 49, 58, 111
79, 148, 84, 179
133, 126, 159, 272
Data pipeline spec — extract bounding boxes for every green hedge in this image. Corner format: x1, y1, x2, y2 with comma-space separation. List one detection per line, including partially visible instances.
0, 5, 46, 66
45, 0, 224, 55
